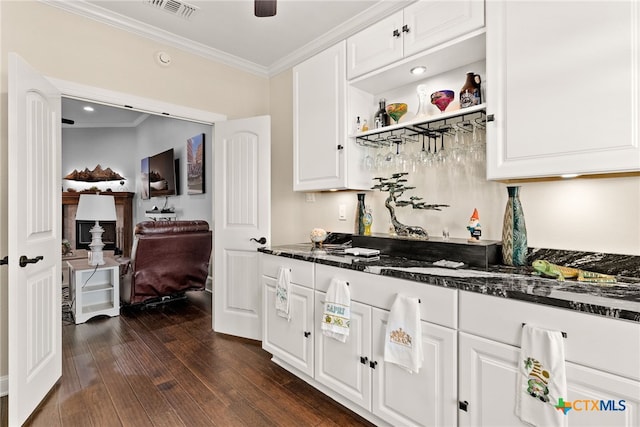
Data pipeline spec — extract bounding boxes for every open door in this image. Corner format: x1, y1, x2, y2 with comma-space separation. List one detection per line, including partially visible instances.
214, 116, 270, 340
7, 54, 62, 425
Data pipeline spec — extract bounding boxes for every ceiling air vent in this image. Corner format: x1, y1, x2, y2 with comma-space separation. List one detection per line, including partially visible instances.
146, 0, 198, 19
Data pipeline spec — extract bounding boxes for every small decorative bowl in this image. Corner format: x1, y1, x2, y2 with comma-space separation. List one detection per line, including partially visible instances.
386, 103, 408, 124
310, 228, 327, 247
430, 90, 455, 113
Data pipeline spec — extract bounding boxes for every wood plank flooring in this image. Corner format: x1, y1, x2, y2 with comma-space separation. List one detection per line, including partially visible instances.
16, 291, 374, 427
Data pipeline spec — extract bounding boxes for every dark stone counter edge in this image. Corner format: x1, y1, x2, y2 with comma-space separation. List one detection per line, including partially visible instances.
259, 248, 640, 324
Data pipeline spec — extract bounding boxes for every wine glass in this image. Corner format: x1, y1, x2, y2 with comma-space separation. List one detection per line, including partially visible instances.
394, 142, 409, 172
363, 146, 374, 171
430, 90, 455, 113
435, 132, 448, 166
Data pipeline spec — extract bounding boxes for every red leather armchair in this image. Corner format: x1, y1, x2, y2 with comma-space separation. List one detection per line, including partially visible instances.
120, 220, 212, 305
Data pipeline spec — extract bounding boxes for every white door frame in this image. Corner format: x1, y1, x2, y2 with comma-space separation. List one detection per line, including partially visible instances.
48, 78, 226, 125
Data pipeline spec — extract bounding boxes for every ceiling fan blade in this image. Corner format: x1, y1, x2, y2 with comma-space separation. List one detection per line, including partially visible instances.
255, 0, 277, 17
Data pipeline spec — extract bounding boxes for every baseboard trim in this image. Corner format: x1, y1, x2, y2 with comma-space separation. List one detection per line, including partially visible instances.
0, 375, 7, 396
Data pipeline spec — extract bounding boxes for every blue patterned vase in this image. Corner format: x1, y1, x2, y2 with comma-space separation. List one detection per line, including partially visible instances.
501, 186, 528, 266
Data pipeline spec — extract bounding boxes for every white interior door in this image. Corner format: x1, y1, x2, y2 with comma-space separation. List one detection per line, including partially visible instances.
8, 53, 62, 426
214, 116, 270, 340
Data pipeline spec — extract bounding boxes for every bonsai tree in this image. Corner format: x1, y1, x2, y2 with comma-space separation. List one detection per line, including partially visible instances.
372, 173, 449, 239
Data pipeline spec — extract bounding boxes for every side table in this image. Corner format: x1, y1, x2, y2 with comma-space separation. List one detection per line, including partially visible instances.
67, 257, 120, 324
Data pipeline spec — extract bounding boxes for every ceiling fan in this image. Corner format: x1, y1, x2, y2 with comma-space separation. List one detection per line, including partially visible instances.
255, 0, 277, 17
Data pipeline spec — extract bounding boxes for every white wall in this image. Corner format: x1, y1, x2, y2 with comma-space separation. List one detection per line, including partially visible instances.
135, 114, 212, 225
62, 126, 138, 191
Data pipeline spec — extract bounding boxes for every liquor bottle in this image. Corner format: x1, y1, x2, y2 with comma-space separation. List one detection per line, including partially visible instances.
374, 98, 390, 128
460, 72, 481, 108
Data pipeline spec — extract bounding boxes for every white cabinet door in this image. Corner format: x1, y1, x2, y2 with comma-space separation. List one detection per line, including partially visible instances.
314, 292, 372, 410
347, 1, 485, 79
459, 332, 640, 427
293, 42, 347, 191
262, 277, 314, 376
371, 308, 457, 427
346, 12, 404, 80
458, 332, 525, 427
403, 0, 485, 57
486, 0, 640, 179
565, 363, 640, 427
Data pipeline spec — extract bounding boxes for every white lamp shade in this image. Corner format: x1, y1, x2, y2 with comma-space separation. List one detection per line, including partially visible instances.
75, 194, 117, 221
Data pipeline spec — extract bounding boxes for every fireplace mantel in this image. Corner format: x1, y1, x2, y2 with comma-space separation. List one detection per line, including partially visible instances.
62, 191, 134, 257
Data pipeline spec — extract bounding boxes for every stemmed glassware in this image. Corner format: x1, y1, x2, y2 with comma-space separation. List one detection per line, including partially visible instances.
363, 146, 374, 171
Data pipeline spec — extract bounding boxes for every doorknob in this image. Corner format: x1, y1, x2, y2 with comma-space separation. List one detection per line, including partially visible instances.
250, 237, 267, 245
19, 255, 43, 268
0, 256, 7, 266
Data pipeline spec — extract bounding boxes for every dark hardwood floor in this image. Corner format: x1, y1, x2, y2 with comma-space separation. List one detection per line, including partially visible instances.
16, 291, 373, 427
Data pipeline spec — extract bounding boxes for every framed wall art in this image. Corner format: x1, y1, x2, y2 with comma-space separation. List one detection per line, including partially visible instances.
187, 133, 205, 194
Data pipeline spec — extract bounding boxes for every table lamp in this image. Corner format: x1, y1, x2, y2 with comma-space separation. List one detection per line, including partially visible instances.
75, 194, 117, 266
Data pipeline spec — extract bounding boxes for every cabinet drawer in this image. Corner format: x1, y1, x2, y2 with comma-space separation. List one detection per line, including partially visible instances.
260, 253, 314, 288
459, 291, 640, 380
316, 264, 457, 329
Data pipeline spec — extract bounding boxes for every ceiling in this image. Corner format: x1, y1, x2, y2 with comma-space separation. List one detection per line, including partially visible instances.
62, 98, 150, 128
47, 0, 412, 77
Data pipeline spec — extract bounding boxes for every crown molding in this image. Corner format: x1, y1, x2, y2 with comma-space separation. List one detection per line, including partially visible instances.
40, 0, 413, 78
268, 0, 412, 76
40, 0, 270, 77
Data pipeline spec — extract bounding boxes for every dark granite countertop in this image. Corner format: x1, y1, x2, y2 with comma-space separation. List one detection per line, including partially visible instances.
259, 242, 640, 323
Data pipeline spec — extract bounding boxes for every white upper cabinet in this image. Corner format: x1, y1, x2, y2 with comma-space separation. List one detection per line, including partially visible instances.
347, 12, 404, 81
486, 0, 640, 179
293, 41, 370, 191
347, 0, 485, 80
403, 0, 485, 57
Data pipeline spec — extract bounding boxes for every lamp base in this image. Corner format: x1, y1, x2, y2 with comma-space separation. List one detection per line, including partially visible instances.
88, 221, 106, 266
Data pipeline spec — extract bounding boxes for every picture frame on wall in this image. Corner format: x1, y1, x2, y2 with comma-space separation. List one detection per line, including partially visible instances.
140, 156, 150, 200
187, 133, 205, 194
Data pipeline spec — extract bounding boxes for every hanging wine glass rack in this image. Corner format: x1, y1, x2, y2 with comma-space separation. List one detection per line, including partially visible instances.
353, 104, 486, 149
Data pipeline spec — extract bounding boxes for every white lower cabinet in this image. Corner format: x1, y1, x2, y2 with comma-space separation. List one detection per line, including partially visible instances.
314, 290, 457, 427
370, 308, 457, 427
459, 332, 640, 427
262, 278, 314, 376
261, 254, 315, 377
458, 291, 640, 427
261, 256, 639, 427
314, 295, 372, 410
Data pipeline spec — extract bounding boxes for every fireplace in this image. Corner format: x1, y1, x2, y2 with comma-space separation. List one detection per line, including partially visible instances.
62, 192, 134, 258
75, 220, 117, 251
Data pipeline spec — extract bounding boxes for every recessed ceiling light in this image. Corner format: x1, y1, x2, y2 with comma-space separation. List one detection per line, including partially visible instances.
410, 66, 427, 75
560, 173, 579, 179
83, 106, 94, 112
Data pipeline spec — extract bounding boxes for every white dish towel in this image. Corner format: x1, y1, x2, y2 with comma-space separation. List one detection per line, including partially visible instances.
384, 293, 423, 373
516, 324, 568, 427
275, 267, 291, 321
321, 278, 351, 342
